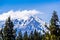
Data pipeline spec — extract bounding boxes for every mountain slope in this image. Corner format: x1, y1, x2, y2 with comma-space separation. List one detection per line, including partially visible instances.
12, 16, 48, 34
0, 16, 48, 34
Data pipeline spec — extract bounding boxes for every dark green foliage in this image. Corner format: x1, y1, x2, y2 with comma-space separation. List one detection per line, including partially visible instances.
29, 31, 34, 40
0, 29, 3, 40
23, 31, 28, 40
42, 11, 60, 40
34, 29, 39, 40
44, 11, 60, 40
34, 29, 42, 40
3, 17, 16, 40
49, 11, 60, 36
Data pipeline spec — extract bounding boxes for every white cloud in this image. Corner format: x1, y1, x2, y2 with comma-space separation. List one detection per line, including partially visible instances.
0, 9, 42, 21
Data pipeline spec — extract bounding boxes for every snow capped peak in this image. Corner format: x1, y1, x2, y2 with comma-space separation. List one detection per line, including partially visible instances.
0, 10, 48, 34
34, 16, 45, 26
12, 16, 48, 33
0, 15, 48, 34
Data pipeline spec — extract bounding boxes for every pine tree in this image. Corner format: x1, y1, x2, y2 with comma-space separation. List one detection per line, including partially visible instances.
0, 29, 3, 40
49, 11, 60, 40
3, 17, 16, 40
42, 23, 50, 40
38, 32, 42, 40
42, 11, 60, 40
49, 11, 59, 35
16, 30, 22, 40
29, 31, 34, 40
23, 31, 28, 40
34, 29, 40, 40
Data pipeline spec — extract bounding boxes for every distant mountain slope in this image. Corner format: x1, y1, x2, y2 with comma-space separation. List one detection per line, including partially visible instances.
0, 16, 49, 34
13, 16, 48, 34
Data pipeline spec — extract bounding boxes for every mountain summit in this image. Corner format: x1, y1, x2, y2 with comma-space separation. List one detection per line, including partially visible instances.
12, 16, 48, 34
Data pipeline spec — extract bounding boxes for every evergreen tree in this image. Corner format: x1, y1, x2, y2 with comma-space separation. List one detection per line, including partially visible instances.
34, 29, 40, 40
29, 31, 34, 40
16, 30, 22, 40
0, 29, 3, 40
42, 11, 60, 40
49, 11, 59, 35
38, 32, 42, 40
42, 23, 50, 40
3, 17, 16, 40
23, 31, 28, 40
49, 11, 60, 40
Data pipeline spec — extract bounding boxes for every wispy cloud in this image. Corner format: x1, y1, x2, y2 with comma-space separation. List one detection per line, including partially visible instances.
0, 9, 43, 21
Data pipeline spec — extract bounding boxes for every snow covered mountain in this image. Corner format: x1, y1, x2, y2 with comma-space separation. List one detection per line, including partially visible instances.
12, 16, 48, 34
0, 16, 48, 34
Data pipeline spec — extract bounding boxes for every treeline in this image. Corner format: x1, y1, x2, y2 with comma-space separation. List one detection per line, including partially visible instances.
0, 11, 60, 40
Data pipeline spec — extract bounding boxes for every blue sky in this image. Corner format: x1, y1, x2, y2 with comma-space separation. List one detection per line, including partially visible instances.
0, 0, 60, 23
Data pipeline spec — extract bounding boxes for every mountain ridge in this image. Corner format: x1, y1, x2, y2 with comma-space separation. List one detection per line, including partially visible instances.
0, 16, 49, 34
